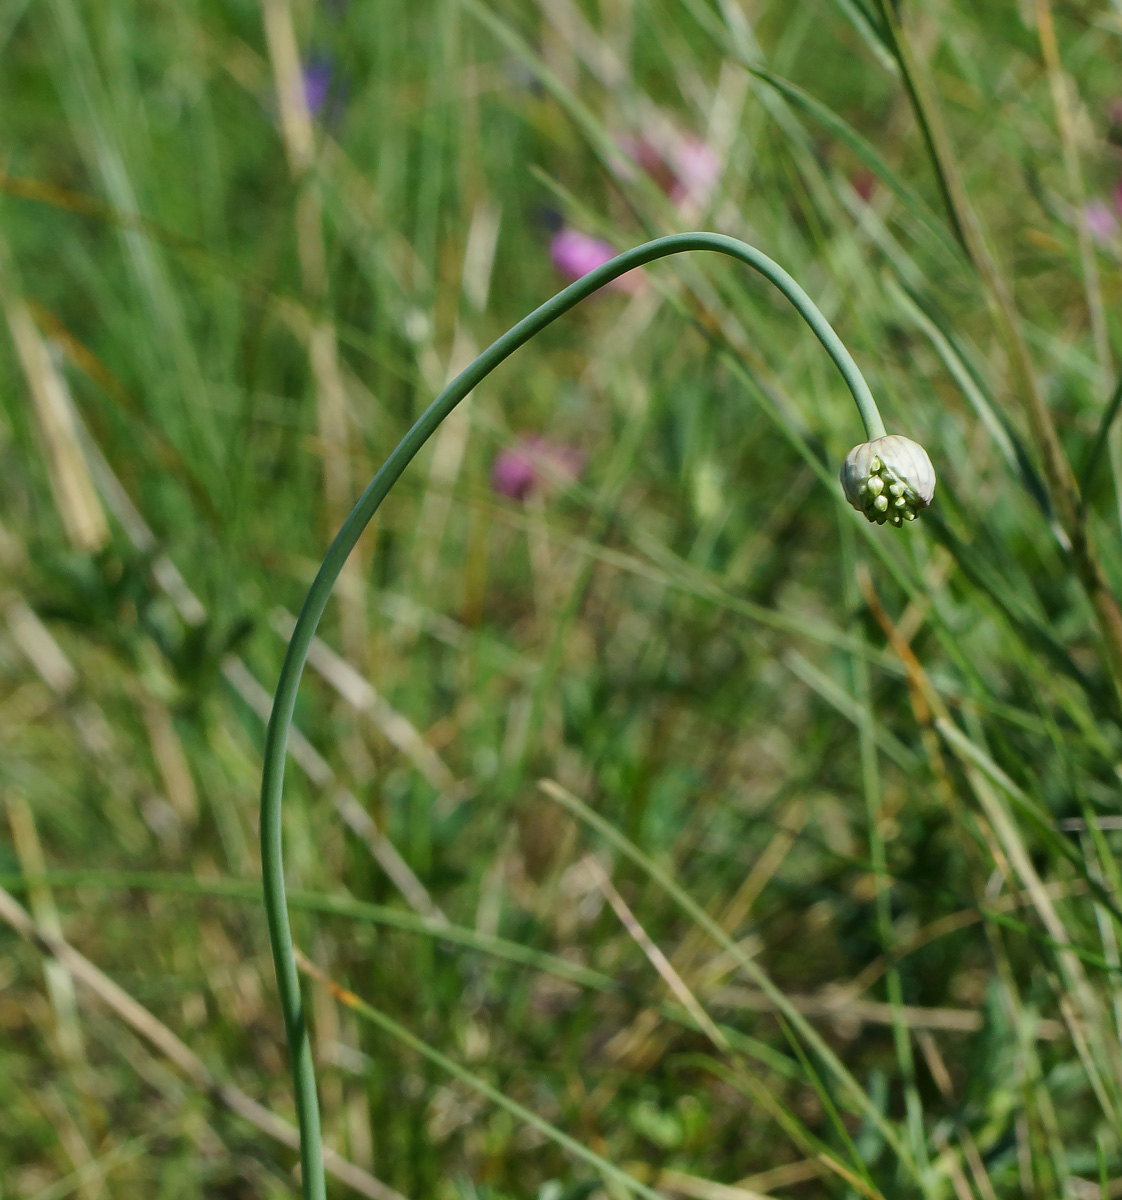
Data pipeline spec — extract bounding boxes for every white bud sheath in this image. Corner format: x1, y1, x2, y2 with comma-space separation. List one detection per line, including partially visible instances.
841, 435, 935, 528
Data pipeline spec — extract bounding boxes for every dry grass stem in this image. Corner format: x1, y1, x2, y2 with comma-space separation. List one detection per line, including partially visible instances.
0, 885, 404, 1200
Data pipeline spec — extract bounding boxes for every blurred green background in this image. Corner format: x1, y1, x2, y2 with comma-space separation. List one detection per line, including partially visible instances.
3, 1, 1122, 1197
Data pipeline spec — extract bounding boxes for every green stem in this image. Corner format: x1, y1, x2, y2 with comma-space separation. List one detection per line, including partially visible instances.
259, 231, 885, 1200
1080, 369, 1122, 508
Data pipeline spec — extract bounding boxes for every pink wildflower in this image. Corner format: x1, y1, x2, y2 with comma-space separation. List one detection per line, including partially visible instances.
491, 436, 585, 501
1085, 199, 1118, 244
667, 136, 721, 206
617, 134, 677, 193
852, 169, 877, 203
549, 229, 641, 293
619, 126, 721, 209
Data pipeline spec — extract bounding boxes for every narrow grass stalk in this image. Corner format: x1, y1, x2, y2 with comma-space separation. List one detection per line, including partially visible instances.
872, 0, 1122, 706
0, 885, 399, 1200
0, 867, 800, 1076
842, 524, 929, 1178
295, 950, 667, 1200
538, 778, 922, 1192
1081, 371, 1122, 503
1034, 0, 1111, 381
260, 232, 890, 1199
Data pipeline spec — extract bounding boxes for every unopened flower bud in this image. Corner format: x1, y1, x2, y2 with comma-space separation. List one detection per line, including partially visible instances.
841, 435, 935, 528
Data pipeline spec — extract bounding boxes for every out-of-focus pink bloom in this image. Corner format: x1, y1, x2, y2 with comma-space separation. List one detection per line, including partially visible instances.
619, 126, 721, 210
617, 134, 677, 193
302, 60, 332, 116
491, 436, 585, 501
852, 168, 877, 203
549, 229, 641, 293
668, 136, 721, 205
1084, 199, 1118, 244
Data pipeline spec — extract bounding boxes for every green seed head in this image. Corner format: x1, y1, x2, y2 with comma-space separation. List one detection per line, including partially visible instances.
841, 435, 935, 527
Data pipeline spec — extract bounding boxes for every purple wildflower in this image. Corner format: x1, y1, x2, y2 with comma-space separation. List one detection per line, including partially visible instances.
491, 436, 585, 501
302, 59, 332, 117
549, 229, 641, 293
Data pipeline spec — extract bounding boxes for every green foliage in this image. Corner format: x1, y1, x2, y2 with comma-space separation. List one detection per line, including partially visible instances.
2, 1, 1122, 1198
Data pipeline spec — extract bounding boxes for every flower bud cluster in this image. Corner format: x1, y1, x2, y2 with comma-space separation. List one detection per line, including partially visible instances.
841, 435, 935, 527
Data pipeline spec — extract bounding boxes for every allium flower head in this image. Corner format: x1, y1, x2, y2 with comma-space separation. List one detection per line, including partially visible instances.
491, 436, 585, 501
841, 435, 935, 527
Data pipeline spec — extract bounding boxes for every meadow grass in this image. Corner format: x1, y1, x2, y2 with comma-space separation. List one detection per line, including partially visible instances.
2, 1, 1122, 1197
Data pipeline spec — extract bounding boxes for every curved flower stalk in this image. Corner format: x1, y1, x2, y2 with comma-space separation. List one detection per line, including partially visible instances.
259, 231, 931, 1200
